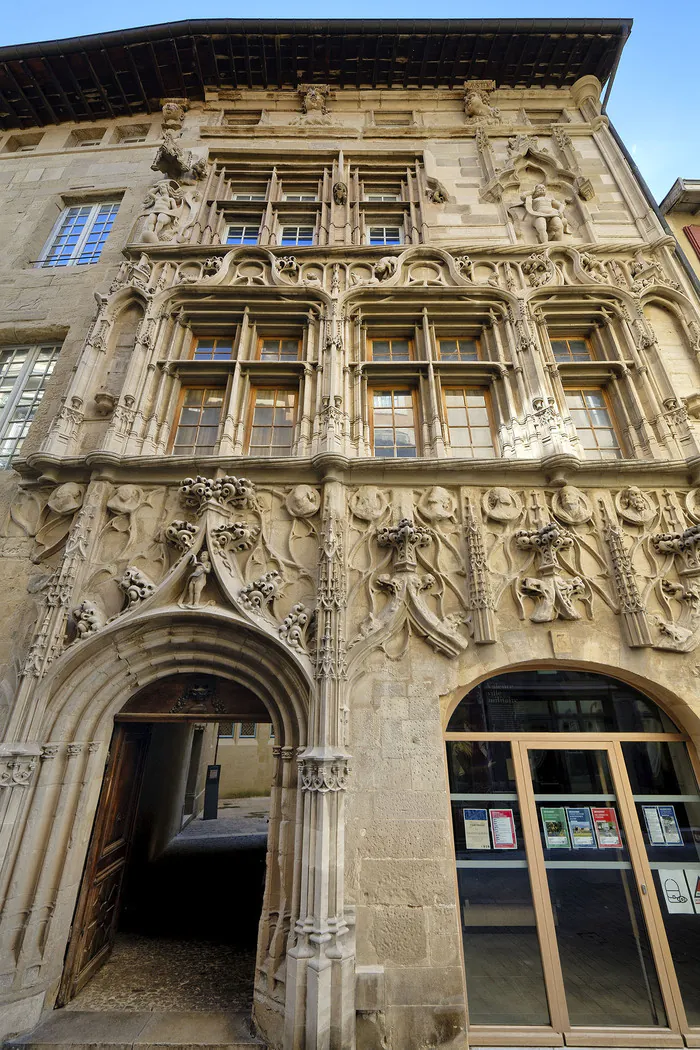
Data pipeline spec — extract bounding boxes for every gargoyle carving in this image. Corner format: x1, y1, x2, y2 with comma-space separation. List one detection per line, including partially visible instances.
71, 600, 105, 639
373, 257, 397, 282
151, 130, 206, 184
117, 566, 156, 610
464, 80, 501, 125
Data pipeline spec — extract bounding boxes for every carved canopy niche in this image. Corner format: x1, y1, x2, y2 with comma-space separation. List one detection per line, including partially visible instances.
118, 672, 271, 721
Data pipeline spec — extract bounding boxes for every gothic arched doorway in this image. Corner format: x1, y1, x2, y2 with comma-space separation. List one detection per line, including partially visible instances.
56, 673, 278, 1012
445, 668, 700, 1047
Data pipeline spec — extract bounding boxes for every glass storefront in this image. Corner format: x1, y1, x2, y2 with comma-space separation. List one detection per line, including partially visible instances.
446, 670, 700, 1046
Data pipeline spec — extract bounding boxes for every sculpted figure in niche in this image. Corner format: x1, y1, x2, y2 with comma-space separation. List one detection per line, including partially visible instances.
521, 183, 571, 244
552, 486, 592, 525
179, 551, 212, 609
464, 81, 501, 124
482, 487, 522, 523
350, 486, 389, 523
616, 486, 655, 526
285, 485, 321, 519
418, 487, 456, 522
142, 180, 185, 243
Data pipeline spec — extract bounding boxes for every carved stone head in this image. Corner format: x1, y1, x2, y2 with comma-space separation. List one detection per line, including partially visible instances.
47, 483, 85, 517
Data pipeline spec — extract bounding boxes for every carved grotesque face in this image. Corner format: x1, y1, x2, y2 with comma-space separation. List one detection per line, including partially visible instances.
285, 484, 321, 518
305, 88, 325, 111
47, 482, 85, 516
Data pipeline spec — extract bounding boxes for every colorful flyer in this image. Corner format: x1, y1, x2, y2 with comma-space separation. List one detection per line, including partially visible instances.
642, 805, 683, 845
642, 805, 666, 845
683, 870, 700, 914
463, 808, 490, 851
489, 808, 517, 850
659, 869, 694, 914
658, 806, 683, 845
541, 807, 570, 848
591, 807, 623, 848
566, 807, 596, 849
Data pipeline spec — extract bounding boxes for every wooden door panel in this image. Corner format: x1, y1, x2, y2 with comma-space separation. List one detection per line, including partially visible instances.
57, 723, 150, 1005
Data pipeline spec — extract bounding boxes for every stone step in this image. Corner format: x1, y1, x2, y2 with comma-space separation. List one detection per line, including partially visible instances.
4, 1010, 265, 1050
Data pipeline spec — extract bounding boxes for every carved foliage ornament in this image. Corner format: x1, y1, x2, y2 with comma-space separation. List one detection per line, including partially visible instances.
179, 475, 256, 514
516, 522, 585, 623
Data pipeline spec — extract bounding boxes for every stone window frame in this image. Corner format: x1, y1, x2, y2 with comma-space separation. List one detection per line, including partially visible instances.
0, 342, 62, 467
225, 221, 261, 245
37, 200, 120, 268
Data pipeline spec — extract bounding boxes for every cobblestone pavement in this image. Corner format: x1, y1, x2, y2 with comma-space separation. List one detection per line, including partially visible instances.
65, 803, 270, 1013
65, 934, 256, 1012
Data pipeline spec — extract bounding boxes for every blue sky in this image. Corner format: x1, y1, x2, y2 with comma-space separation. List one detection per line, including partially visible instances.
3, 0, 698, 201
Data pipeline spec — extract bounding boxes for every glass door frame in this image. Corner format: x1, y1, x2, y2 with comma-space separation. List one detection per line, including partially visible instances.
445, 729, 697, 1049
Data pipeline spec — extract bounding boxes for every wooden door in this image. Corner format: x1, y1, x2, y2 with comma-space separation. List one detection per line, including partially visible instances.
57, 723, 151, 1005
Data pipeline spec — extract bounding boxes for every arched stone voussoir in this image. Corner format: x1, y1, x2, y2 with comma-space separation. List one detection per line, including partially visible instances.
32, 606, 311, 746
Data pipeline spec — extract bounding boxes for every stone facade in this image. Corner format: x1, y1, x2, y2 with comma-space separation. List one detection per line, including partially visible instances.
0, 20, 700, 1050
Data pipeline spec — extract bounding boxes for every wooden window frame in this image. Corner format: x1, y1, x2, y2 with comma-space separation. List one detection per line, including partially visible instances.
256, 336, 302, 363
437, 336, 481, 362
169, 384, 226, 456
368, 383, 420, 459
368, 336, 414, 363
191, 336, 237, 362
441, 384, 497, 459
244, 384, 299, 458
550, 335, 595, 364
564, 384, 624, 460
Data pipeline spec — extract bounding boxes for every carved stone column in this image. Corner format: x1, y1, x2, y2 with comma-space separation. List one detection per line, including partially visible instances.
284, 478, 354, 1050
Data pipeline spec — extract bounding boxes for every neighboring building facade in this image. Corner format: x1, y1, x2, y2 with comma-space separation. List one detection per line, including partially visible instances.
1, 18, 700, 1050
218, 720, 276, 798
660, 178, 700, 280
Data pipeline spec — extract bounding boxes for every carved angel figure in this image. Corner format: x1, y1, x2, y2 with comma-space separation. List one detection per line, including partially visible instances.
521, 184, 571, 243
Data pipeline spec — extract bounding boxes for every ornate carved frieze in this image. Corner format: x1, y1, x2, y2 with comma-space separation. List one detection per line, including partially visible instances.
0, 747, 39, 787
353, 516, 468, 658
515, 522, 587, 623
299, 755, 350, 792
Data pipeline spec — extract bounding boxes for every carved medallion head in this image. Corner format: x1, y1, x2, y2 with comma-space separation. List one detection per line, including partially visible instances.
285, 485, 321, 519
107, 485, 143, 515
418, 487, 456, 522
616, 486, 654, 525
350, 486, 389, 523
47, 482, 85, 517
482, 487, 522, 523
552, 486, 592, 525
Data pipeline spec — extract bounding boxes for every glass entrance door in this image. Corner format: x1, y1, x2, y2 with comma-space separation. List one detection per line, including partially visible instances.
446, 669, 700, 1047
522, 742, 671, 1041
